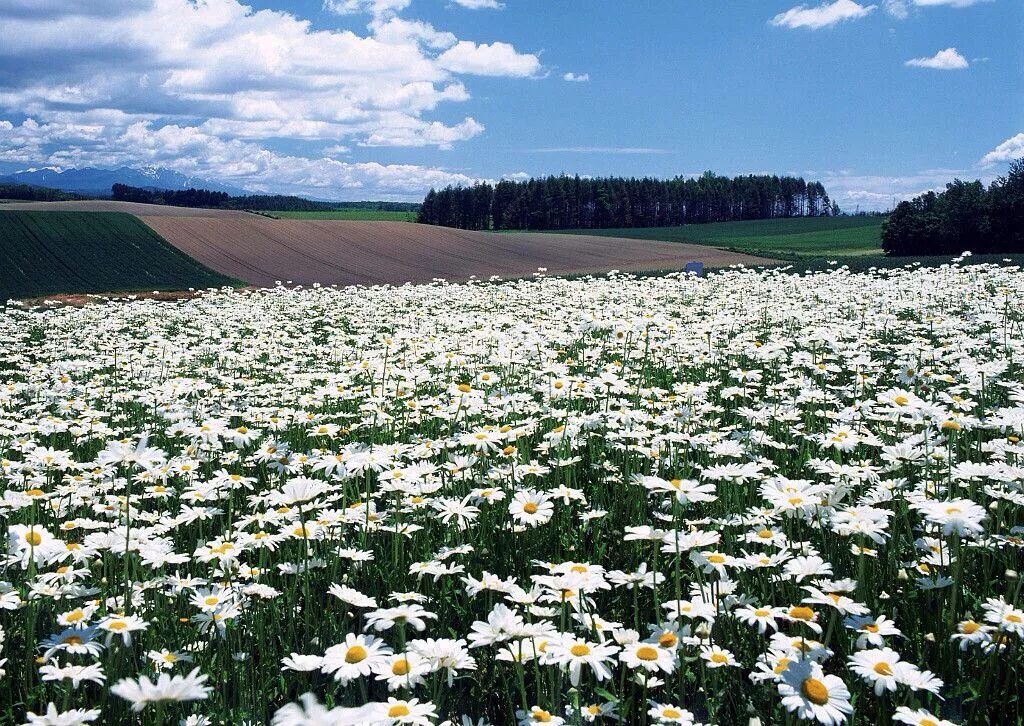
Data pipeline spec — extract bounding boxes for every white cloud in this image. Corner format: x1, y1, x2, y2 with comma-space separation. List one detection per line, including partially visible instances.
883, 0, 909, 18
0, 0, 544, 195
981, 133, 1024, 166
821, 168, 993, 211
562, 72, 590, 83
436, 41, 541, 77
905, 47, 969, 69
884, 0, 988, 17
0, 0, 546, 196
0, 118, 482, 199
322, 0, 412, 17
770, 0, 876, 29
450, 0, 504, 9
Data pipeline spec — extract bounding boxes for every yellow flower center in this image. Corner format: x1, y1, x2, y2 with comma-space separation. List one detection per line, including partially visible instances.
801, 677, 830, 705
636, 646, 659, 661
961, 621, 980, 634
663, 709, 682, 719
24, 531, 43, 546
873, 662, 893, 676
345, 646, 367, 663
754, 609, 770, 617
388, 705, 411, 717
63, 635, 82, 646
107, 621, 128, 631
570, 644, 591, 657
710, 653, 729, 664
789, 606, 814, 621
532, 710, 552, 723
391, 659, 410, 675
522, 502, 539, 514
658, 633, 678, 648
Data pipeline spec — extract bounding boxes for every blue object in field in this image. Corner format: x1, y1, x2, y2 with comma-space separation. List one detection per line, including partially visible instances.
684, 261, 704, 277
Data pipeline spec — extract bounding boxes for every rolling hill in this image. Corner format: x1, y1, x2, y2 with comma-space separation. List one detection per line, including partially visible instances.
0, 210, 238, 300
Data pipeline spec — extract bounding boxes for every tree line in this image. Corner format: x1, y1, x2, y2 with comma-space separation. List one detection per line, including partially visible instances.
881, 159, 1024, 256
417, 172, 837, 230
0, 183, 84, 202
110, 184, 420, 212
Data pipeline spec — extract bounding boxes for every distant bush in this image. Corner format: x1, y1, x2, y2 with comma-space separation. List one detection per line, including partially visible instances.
882, 158, 1024, 256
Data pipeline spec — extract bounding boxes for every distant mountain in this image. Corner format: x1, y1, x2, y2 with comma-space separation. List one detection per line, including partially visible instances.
0, 166, 248, 197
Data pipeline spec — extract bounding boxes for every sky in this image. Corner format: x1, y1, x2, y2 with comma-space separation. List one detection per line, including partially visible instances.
0, 0, 1020, 210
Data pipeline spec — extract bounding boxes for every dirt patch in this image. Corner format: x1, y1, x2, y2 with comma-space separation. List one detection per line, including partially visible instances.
139, 217, 776, 287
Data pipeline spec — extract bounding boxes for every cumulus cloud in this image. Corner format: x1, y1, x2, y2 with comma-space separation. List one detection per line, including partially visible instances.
0, 118, 482, 199
770, 0, 876, 29
0, 0, 542, 197
562, 72, 590, 83
981, 133, 1024, 166
436, 41, 541, 77
821, 168, 993, 211
905, 47, 969, 69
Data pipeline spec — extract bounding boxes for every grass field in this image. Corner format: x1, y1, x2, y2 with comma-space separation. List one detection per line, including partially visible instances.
550, 215, 885, 258
259, 209, 417, 221
0, 210, 238, 300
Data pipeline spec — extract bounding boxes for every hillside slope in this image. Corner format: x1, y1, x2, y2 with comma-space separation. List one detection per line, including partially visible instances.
0, 211, 237, 300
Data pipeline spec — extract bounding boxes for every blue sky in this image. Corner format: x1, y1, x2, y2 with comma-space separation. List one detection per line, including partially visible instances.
0, 0, 1020, 209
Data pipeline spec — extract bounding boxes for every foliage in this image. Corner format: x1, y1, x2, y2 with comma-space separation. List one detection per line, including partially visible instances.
0, 183, 85, 202
881, 159, 1024, 256
418, 172, 837, 230
0, 211, 237, 300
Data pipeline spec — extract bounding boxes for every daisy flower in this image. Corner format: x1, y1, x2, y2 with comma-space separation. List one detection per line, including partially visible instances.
619, 641, 676, 673
777, 659, 852, 725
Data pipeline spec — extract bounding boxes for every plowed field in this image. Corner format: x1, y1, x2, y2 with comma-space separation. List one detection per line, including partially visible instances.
140, 217, 774, 286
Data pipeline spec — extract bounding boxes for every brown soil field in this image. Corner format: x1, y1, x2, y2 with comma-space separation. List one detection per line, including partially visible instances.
0, 200, 248, 217
139, 217, 775, 287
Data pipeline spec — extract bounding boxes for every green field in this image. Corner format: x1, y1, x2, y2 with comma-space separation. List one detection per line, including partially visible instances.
0, 211, 238, 300
259, 209, 416, 221
551, 215, 885, 258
